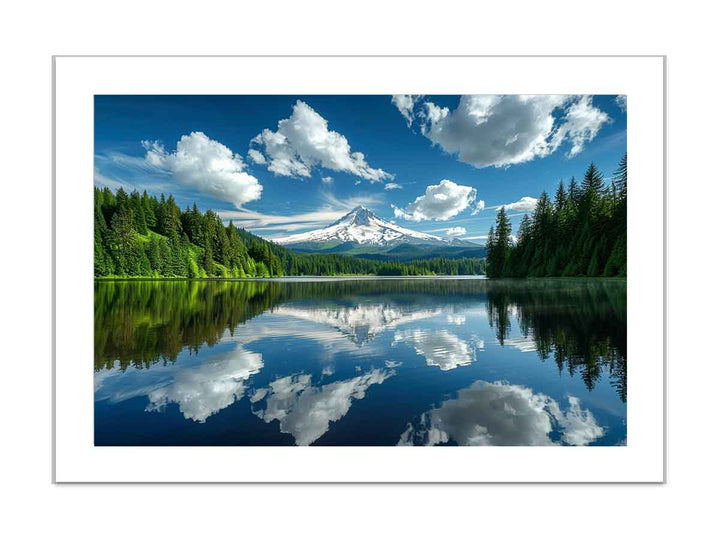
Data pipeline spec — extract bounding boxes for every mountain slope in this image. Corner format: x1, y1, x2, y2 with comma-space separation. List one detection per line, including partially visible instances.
272, 206, 478, 255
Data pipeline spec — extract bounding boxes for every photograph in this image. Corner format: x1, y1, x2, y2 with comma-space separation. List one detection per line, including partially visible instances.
93, 93, 628, 447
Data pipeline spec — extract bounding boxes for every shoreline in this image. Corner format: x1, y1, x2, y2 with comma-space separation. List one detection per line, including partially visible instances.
94, 275, 627, 282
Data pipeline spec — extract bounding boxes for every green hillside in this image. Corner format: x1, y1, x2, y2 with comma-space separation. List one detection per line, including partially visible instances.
94, 187, 486, 279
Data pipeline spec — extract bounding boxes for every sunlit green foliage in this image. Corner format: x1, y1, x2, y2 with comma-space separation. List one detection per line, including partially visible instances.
94, 187, 486, 278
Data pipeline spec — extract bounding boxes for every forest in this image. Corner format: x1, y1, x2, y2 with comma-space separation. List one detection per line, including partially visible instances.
485, 155, 627, 278
94, 187, 485, 278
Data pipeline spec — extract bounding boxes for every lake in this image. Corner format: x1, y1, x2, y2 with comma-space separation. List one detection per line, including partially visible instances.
94, 277, 626, 446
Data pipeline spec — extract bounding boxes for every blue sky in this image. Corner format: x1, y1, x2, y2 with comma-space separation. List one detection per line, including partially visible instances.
94, 94, 626, 243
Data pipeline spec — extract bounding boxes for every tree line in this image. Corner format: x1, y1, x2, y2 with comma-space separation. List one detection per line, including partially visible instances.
486, 154, 627, 278
94, 187, 486, 278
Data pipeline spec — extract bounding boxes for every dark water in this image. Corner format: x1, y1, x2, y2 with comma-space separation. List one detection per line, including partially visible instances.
94, 277, 626, 446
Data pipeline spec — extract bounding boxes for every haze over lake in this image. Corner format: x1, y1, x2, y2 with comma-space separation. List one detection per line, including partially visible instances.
94, 278, 626, 446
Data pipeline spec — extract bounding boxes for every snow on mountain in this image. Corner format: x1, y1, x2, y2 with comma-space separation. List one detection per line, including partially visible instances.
272, 206, 466, 247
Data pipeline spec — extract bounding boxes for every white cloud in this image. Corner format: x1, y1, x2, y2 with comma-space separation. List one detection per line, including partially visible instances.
216, 207, 349, 231
552, 96, 611, 157
445, 226, 466, 237
393, 179, 477, 222
319, 191, 386, 211
384, 182, 402, 190
93, 166, 129, 191
250, 100, 392, 182
471, 200, 486, 215
496, 196, 538, 213
143, 131, 263, 208
398, 380, 604, 446
415, 95, 610, 168
391, 94, 419, 126
615, 95, 627, 111
247, 148, 267, 164
321, 175, 333, 184
393, 329, 475, 371
215, 191, 385, 236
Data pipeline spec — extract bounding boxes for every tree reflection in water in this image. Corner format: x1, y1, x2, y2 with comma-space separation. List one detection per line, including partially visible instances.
486, 279, 626, 402
95, 278, 626, 401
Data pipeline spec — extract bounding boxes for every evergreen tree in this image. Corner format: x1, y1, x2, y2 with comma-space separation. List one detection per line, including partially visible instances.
486, 208, 511, 277
483, 155, 627, 279
94, 188, 488, 279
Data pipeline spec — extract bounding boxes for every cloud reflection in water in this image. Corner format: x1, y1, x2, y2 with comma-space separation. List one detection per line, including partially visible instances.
398, 380, 604, 446
393, 329, 482, 371
145, 345, 263, 422
252, 368, 394, 445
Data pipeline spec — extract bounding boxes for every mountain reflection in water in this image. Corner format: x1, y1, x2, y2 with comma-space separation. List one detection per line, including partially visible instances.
94, 278, 626, 446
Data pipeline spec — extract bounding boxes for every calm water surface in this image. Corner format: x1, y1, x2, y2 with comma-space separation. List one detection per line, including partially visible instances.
94, 278, 626, 446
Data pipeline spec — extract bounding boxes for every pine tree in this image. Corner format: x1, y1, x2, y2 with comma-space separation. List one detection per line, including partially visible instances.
581, 162, 606, 214
487, 208, 511, 277
483, 155, 627, 279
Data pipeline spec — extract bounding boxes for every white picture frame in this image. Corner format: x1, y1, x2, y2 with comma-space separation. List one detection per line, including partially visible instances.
53, 55, 664, 483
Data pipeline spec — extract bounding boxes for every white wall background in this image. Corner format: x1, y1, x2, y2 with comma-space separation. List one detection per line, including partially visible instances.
1, 0, 717, 537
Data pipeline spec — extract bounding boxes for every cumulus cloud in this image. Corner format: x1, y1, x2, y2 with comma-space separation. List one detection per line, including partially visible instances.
393, 179, 477, 222
553, 96, 611, 157
250, 100, 392, 182
384, 182, 402, 190
143, 131, 262, 208
412, 95, 610, 168
393, 329, 475, 371
252, 369, 394, 445
615, 95, 627, 111
398, 380, 604, 446
321, 175, 333, 184
247, 148, 267, 164
496, 196, 538, 213
445, 226, 466, 237
391, 94, 420, 126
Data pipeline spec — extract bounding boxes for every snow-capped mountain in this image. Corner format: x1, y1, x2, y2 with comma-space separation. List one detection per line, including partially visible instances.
272, 206, 473, 248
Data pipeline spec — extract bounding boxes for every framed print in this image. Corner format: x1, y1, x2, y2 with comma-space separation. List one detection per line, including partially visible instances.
53, 55, 665, 482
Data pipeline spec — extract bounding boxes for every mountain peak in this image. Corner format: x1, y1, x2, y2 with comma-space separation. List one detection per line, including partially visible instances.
348, 205, 372, 216
334, 205, 375, 226
272, 207, 476, 249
